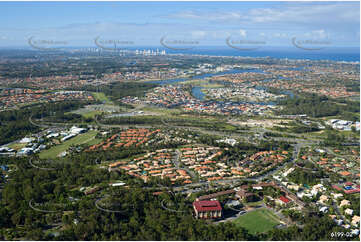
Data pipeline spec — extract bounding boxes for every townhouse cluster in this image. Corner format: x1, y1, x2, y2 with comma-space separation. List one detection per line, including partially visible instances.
178, 146, 289, 181
87, 128, 160, 151
179, 146, 231, 182
108, 148, 192, 184
238, 150, 290, 177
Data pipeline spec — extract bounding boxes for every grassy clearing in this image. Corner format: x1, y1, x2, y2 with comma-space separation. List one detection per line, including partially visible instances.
81, 110, 103, 119
92, 92, 112, 104
140, 106, 183, 116
39, 130, 99, 159
67, 110, 103, 119
7, 143, 26, 151
244, 200, 264, 207
86, 137, 102, 146
232, 208, 280, 234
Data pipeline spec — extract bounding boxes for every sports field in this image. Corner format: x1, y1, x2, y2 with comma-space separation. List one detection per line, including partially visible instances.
232, 208, 280, 234
39, 130, 100, 159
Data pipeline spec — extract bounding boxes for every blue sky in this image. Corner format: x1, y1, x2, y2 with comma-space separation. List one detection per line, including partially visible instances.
0, 1, 359, 48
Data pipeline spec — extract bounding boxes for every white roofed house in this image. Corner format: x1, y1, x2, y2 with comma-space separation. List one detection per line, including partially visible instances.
332, 193, 343, 199
318, 195, 329, 204
310, 189, 318, 196
313, 184, 325, 191
296, 191, 304, 198
339, 199, 350, 207
344, 208, 353, 216
287, 184, 300, 191
351, 216, 360, 227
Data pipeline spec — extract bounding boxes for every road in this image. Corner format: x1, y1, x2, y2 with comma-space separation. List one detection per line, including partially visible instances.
28, 109, 323, 194
31, 111, 320, 148
175, 149, 197, 180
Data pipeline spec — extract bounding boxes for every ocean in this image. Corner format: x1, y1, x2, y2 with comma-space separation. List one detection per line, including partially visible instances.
131, 46, 360, 62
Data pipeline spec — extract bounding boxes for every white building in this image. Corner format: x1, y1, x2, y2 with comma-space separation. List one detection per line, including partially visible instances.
70, 126, 87, 135
19, 137, 35, 143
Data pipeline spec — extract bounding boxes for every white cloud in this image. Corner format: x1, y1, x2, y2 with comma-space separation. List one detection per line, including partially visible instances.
163, 3, 359, 31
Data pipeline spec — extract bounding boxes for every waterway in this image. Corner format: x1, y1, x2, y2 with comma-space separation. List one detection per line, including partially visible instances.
149, 68, 294, 104
191, 86, 205, 100
148, 68, 265, 85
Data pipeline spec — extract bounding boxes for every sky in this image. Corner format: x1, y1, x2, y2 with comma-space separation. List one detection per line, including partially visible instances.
0, 1, 359, 49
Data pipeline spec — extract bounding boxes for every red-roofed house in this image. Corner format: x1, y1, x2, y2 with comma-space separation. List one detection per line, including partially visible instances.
193, 200, 222, 219
332, 185, 343, 191
345, 188, 360, 194
277, 196, 291, 206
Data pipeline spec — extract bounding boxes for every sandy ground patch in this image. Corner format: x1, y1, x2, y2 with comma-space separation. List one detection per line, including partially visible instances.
228, 119, 291, 128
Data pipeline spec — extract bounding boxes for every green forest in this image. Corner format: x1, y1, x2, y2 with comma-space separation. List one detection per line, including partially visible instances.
278, 93, 360, 121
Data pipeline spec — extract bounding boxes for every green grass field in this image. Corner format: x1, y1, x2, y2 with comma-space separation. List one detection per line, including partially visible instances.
232, 208, 280, 234
86, 137, 102, 146
92, 92, 112, 104
39, 130, 99, 159
244, 200, 264, 207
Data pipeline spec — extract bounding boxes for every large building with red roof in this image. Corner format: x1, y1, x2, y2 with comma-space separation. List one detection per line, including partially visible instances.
193, 200, 222, 219
277, 196, 291, 205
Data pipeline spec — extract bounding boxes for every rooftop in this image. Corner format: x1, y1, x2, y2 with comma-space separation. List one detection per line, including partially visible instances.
279, 196, 291, 203
193, 200, 222, 212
